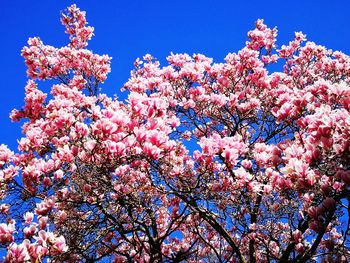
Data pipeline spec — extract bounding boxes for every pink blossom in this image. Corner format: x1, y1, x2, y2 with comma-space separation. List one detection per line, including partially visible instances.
6, 243, 30, 262
0, 221, 15, 244
24, 212, 34, 224
23, 224, 37, 238
35, 198, 56, 216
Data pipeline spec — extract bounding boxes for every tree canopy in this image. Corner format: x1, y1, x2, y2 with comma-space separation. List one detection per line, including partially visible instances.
0, 4, 350, 263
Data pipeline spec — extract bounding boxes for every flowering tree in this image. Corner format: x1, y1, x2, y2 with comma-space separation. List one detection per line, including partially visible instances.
0, 4, 350, 262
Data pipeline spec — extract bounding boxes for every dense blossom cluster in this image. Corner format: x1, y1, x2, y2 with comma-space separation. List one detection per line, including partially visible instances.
0, 5, 349, 262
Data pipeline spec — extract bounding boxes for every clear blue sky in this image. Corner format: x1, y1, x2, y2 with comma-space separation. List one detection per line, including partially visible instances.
1, 0, 350, 151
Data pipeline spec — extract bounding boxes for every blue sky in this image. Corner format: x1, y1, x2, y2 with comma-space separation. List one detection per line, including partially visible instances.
1, 0, 350, 151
